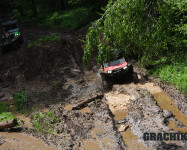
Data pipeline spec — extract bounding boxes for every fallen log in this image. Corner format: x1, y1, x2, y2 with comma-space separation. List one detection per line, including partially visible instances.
72, 93, 104, 110
0, 119, 18, 129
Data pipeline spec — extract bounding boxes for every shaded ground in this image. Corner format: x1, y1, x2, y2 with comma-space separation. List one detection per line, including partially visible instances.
0, 27, 186, 150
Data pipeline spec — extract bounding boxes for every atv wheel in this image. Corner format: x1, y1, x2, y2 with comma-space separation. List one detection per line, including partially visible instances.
132, 72, 139, 84
100, 73, 112, 90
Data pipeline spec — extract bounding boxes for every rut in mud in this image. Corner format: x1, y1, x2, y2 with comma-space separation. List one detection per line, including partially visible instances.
0, 27, 187, 150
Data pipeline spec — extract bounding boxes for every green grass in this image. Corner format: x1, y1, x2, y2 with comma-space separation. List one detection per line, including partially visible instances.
0, 112, 16, 122
28, 33, 60, 48
32, 111, 60, 133
0, 103, 18, 125
0, 102, 9, 113
149, 59, 187, 95
0, 93, 27, 127
19, 8, 96, 30
13, 90, 28, 113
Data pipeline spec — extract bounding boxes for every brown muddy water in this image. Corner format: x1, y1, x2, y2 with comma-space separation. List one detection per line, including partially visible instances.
0, 104, 53, 149
105, 91, 148, 150
64, 104, 91, 114
1, 72, 186, 150
83, 127, 114, 150
9, 105, 33, 128
121, 128, 148, 150
138, 82, 187, 132
0, 132, 57, 150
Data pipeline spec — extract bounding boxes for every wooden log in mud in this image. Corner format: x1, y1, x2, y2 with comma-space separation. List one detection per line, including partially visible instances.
0, 119, 18, 129
72, 94, 104, 110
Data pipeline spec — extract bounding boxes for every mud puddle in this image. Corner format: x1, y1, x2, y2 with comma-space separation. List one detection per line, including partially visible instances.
9, 105, 33, 128
83, 125, 117, 150
64, 104, 91, 114
0, 102, 54, 149
105, 90, 148, 150
121, 128, 148, 150
0, 132, 57, 150
138, 82, 187, 132
83, 128, 104, 150
83, 139, 100, 150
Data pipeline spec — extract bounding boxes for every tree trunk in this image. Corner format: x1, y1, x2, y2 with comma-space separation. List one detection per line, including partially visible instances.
0, 119, 18, 129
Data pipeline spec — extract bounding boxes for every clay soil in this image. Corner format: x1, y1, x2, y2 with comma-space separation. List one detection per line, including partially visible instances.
0, 27, 186, 150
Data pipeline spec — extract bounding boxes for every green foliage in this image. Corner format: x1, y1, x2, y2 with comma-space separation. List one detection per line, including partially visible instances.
28, 33, 60, 48
0, 102, 23, 126
32, 111, 60, 133
0, 112, 16, 122
83, 0, 186, 94
0, 102, 9, 113
13, 91, 28, 111
149, 53, 187, 95
83, 0, 186, 66
15, 7, 97, 30
38, 8, 96, 29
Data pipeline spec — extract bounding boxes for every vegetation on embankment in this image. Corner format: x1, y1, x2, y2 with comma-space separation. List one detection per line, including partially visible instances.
31, 110, 60, 133
83, 0, 187, 94
0, 0, 108, 30
18, 8, 97, 30
28, 33, 60, 48
0, 90, 29, 125
148, 53, 187, 95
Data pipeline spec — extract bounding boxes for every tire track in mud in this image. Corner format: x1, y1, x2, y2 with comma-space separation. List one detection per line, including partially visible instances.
105, 80, 186, 150
54, 70, 187, 150
1, 70, 186, 150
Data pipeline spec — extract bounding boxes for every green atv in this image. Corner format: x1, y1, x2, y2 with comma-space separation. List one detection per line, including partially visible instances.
0, 19, 23, 52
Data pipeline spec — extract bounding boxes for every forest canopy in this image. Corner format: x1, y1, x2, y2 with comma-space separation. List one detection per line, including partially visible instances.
83, 0, 187, 66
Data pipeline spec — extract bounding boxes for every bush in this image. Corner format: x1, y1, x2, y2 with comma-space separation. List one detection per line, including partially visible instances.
83, 0, 186, 66
32, 111, 60, 133
0, 102, 9, 113
13, 91, 28, 111
0, 112, 16, 122
150, 60, 187, 95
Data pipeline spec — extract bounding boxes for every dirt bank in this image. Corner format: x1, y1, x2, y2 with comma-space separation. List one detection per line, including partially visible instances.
133, 64, 187, 116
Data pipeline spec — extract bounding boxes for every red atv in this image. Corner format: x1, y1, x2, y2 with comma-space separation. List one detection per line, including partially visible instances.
98, 56, 138, 89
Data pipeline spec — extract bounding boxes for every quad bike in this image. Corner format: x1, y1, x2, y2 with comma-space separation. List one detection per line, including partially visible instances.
0, 18, 23, 52
98, 56, 139, 90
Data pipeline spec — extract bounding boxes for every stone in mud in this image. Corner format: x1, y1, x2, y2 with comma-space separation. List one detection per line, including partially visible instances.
163, 110, 172, 119
118, 125, 129, 132
116, 118, 127, 124
0, 119, 18, 129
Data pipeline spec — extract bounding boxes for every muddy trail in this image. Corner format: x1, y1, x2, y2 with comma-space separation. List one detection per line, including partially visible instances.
0, 27, 187, 150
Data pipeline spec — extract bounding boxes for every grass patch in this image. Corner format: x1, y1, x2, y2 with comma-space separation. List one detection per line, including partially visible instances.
0, 112, 23, 127
18, 8, 96, 30
32, 111, 60, 133
13, 90, 28, 113
28, 33, 60, 48
149, 57, 187, 95
0, 112, 16, 122
0, 102, 9, 113
0, 104, 20, 126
